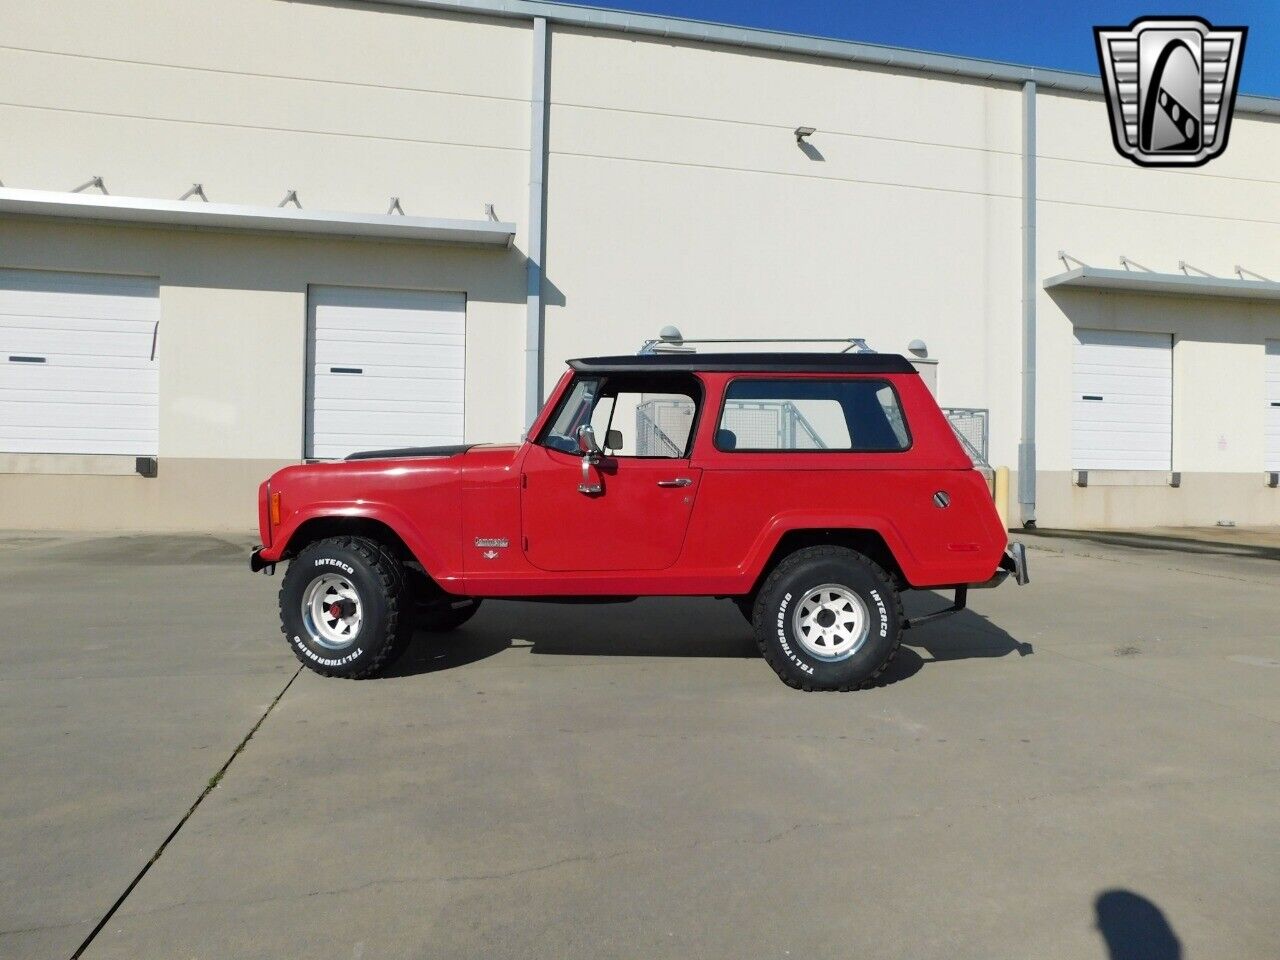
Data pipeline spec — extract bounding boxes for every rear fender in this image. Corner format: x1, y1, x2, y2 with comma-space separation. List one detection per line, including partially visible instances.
742, 513, 918, 586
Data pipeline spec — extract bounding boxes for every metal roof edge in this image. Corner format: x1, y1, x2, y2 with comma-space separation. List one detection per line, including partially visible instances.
1043, 266, 1280, 301
357, 0, 1280, 117
0, 187, 517, 246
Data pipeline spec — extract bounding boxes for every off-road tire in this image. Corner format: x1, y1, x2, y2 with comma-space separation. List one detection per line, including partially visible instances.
279, 536, 411, 679
752, 546, 902, 691
417, 598, 482, 633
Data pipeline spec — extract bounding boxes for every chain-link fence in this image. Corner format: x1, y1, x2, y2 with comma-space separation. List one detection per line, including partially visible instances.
635, 398, 694, 457
636, 398, 829, 455
636, 399, 991, 464
941, 407, 989, 466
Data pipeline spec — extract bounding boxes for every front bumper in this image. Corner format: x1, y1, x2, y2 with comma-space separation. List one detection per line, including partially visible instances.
249, 546, 276, 575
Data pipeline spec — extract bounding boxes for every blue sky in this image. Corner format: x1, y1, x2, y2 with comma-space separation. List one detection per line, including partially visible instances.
555, 1, 1280, 98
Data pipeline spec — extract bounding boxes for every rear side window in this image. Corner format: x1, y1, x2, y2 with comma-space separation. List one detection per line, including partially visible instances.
716, 379, 910, 452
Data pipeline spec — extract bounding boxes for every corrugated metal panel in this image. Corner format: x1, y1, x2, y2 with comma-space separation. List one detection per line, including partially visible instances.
0, 269, 159, 455
307, 287, 465, 460
1267, 340, 1280, 471
1072, 329, 1172, 471
361, 1, 1280, 117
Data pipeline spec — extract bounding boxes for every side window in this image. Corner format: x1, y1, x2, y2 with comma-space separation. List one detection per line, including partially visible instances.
540, 375, 699, 458
717, 378, 910, 452
606, 392, 696, 457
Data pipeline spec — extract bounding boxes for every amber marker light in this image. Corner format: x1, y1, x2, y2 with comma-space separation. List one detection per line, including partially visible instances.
270, 491, 282, 526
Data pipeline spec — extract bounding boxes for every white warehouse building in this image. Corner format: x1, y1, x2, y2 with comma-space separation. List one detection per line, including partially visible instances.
1, 0, 1279, 532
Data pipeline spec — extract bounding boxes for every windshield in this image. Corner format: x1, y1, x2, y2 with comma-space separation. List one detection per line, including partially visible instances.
542, 377, 602, 454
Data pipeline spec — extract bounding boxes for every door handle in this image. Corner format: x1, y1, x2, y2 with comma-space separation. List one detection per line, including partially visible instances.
656, 477, 693, 487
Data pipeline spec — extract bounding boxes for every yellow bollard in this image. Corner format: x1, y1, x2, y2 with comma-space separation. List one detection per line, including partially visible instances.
994, 466, 1010, 531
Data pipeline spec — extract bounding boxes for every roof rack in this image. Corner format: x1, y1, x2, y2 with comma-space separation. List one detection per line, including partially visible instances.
638, 332, 875, 355
570, 353, 916, 374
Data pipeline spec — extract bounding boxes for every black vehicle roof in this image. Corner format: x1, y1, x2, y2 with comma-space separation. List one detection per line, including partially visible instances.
567, 352, 917, 374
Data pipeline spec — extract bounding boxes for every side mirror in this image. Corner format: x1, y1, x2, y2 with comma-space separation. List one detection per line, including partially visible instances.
577, 424, 602, 456
605, 429, 624, 452
576, 424, 603, 494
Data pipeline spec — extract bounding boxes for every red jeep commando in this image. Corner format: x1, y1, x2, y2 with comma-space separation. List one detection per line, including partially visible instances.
252, 353, 1027, 691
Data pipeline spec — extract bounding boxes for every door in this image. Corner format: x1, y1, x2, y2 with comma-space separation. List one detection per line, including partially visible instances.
521, 375, 702, 572
1072, 329, 1172, 470
307, 286, 465, 459
1267, 340, 1280, 471
0, 269, 159, 455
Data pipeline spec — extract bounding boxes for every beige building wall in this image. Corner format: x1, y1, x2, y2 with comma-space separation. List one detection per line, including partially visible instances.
1033, 90, 1280, 527
0, 220, 524, 531
0, 0, 534, 531
1, 0, 1277, 532
0, 0, 532, 222
543, 27, 1025, 464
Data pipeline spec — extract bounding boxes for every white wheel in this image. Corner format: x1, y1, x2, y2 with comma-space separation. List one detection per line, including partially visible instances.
301, 573, 364, 649
790, 583, 870, 661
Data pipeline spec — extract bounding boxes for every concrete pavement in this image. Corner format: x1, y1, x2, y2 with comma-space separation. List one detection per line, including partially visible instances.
1, 533, 294, 959
2, 531, 1277, 959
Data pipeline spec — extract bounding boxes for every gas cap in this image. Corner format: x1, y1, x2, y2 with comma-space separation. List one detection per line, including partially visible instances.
933, 491, 951, 509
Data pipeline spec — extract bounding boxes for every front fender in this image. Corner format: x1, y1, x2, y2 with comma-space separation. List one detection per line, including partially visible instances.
260, 500, 455, 581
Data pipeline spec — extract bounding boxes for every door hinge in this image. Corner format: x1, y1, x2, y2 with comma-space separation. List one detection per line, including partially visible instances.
522, 536, 529, 551
521, 473, 528, 488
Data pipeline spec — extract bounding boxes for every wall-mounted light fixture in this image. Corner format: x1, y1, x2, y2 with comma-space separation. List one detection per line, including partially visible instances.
908, 338, 928, 357
794, 126, 816, 143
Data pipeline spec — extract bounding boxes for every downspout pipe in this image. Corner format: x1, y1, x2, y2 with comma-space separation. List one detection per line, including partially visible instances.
1017, 80, 1037, 528
524, 16, 550, 428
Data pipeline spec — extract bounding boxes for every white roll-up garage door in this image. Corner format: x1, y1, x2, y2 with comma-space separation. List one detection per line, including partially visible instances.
0, 269, 159, 455
1266, 340, 1280, 471
1072, 329, 1172, 471
307, 286, 465, 460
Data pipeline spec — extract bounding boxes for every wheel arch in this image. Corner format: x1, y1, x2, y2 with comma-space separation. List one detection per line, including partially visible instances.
281, 515, 417, 566
748, 527, 907, 596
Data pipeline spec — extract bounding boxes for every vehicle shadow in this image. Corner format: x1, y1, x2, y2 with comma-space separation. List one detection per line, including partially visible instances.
383, 593, 1032, 683
1094, 889, 1182, 959
901, 591, 1035, 664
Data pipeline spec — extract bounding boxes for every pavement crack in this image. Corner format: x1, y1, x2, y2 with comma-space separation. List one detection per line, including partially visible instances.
66, 666, 302, 960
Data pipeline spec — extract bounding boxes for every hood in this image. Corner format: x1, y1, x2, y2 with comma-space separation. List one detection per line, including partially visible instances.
268, 443, 522, 492
345, 443, 475, 461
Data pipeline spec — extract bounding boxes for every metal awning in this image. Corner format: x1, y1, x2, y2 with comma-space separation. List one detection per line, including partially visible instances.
0, 187, 515, 247
1044, 266, 1280, 301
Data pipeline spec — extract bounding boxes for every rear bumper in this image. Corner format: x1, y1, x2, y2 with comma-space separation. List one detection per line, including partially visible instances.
999, 541, 1030, 585
970, 542, 1030, 590
905, 542, 1028, 630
